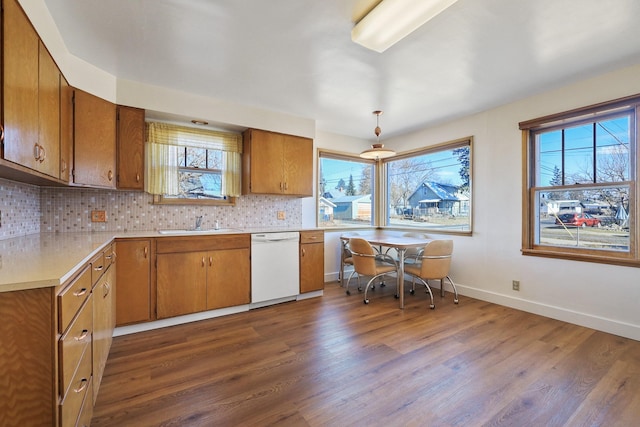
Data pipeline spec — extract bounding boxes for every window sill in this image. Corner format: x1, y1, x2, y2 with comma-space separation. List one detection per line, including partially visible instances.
522, 248, 639, 268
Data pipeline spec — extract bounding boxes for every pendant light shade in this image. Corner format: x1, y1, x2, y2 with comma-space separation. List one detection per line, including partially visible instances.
360, 110, 396, 160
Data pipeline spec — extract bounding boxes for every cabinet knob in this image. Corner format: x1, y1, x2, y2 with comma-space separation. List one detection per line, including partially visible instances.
33, 143, 40, 161
201, 257, 205, 267
61, 159, 67, 173
209, 256, 213, 267
0, 123, 4, 141
136, 172, 140, 182
39, 145, 46, 163
108, 170, 114, 181
143, 246, 148, 258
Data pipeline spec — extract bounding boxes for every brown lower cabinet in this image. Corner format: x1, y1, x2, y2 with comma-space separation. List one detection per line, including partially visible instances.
300, 230, 325, 293
156, 235, 251, 319
0, 243, 116, 427
115, 239, 153, 326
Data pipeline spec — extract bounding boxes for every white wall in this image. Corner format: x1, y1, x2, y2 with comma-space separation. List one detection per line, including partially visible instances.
319, 64, 640, 341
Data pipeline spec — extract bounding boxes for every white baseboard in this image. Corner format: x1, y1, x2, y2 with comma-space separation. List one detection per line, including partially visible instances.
114, 304, 250, 336
456, 284, 640, 341
326, 270, 639, 341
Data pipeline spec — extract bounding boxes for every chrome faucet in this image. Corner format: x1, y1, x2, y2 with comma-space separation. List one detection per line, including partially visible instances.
195, 216, 203, 230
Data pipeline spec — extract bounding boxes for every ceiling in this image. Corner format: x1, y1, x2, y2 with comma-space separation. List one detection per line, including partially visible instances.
42, 0, 640, 140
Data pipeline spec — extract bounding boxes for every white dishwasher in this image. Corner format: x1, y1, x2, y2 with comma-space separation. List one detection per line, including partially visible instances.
250, 231, 300, 307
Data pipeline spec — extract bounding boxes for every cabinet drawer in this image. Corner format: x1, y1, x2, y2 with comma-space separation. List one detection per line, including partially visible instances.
59, 294, 93, 399
75, 376, 94, 427
156, 234, 250, 253
300, 230, 324, 244
59, 347, 91, 427
91, 251, 106, 284
58, 266, 91, 333
104, 244, 115, 269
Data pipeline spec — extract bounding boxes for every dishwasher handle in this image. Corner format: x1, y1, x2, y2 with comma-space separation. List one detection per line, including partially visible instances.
251, 232, 299, 243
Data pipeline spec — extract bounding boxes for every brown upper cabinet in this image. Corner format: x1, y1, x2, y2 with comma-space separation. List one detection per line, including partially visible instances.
116, 105, 145, 190
60, 76, 73, 183
2, 0, 63, 181
73, 88, 116, 188
242, 128, 313, 197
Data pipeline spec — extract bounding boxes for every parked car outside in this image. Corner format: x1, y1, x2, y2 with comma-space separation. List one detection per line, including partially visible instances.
555, 212, 601, 227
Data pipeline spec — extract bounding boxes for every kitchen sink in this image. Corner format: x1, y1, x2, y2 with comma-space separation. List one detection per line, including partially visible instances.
157, 228, 242, 235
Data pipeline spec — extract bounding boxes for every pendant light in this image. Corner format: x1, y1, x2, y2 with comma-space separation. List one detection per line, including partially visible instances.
360, 110, 396, 160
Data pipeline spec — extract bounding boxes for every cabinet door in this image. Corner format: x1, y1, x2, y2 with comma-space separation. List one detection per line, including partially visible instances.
60, 76, 74, 182
157, 252, 207, 318
246, 129, 284, 194
73, 89, 116, 187
283, 135, 313, 196
300, 242, 324, 293
37, 42, 61, 178
2, 0, 39, 171
115, 239, 152, 326
206, 248, 250, 309
93, 264, 115, 403
116, 106, 145, 190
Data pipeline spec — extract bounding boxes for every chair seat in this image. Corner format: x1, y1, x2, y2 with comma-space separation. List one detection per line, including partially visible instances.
374, 262, 397, 275
404, 263, 421, 277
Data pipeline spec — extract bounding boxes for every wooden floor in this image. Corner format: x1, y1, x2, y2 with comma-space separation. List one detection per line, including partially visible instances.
92, 281, 640, 426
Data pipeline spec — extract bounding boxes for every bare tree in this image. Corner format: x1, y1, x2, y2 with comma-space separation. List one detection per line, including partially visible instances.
388, 158, 438, 211
359, 166, 371, 195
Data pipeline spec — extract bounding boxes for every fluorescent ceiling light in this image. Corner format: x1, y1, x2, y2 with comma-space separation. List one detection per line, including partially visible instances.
352, 0, 459, 53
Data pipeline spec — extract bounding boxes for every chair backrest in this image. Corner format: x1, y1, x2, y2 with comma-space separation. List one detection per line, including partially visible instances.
341, 231, 361, 257
402, 232, 430, 257
419, 240, 453, 280
348, 238, 378, 276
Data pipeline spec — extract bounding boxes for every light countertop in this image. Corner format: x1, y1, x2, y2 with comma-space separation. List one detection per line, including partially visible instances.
0, 228, 322, 293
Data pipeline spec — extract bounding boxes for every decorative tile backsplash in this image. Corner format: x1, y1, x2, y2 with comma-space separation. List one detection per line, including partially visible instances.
0, 177, 303, 240
0, 178, 41, 239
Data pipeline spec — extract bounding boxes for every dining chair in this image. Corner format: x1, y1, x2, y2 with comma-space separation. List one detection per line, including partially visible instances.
339, 232, 361, 286
346, 237, 398, 304
404, 239, 458, 309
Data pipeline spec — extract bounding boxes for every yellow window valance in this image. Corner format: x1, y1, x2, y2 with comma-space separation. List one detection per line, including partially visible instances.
145, 122, 242, 153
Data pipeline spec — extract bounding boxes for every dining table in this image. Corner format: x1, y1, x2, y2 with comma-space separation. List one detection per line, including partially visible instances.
340, 230, 432, 309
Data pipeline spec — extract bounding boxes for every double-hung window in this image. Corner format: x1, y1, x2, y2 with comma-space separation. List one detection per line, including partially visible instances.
145, 122, 242, 205
520, 94, 639, 266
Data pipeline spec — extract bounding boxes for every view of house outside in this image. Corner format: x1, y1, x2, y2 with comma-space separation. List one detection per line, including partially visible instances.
318, 141, 471, 232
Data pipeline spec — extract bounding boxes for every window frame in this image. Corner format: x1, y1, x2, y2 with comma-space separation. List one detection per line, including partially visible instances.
316, 136, 473, 235
146, 121, 241, 206
520, 94, 640, 267
381, 137, 473, 235
317, 149, 377, 229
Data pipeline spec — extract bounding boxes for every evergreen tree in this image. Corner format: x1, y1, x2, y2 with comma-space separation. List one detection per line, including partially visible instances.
346, 174, 356, 196
453, 147, 470, 191
550, 166, 562, 186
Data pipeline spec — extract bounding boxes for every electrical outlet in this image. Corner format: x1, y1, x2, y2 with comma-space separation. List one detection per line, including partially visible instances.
91, 210, 106, 222
512, 280, 520, 291
277, 211, 286, 220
